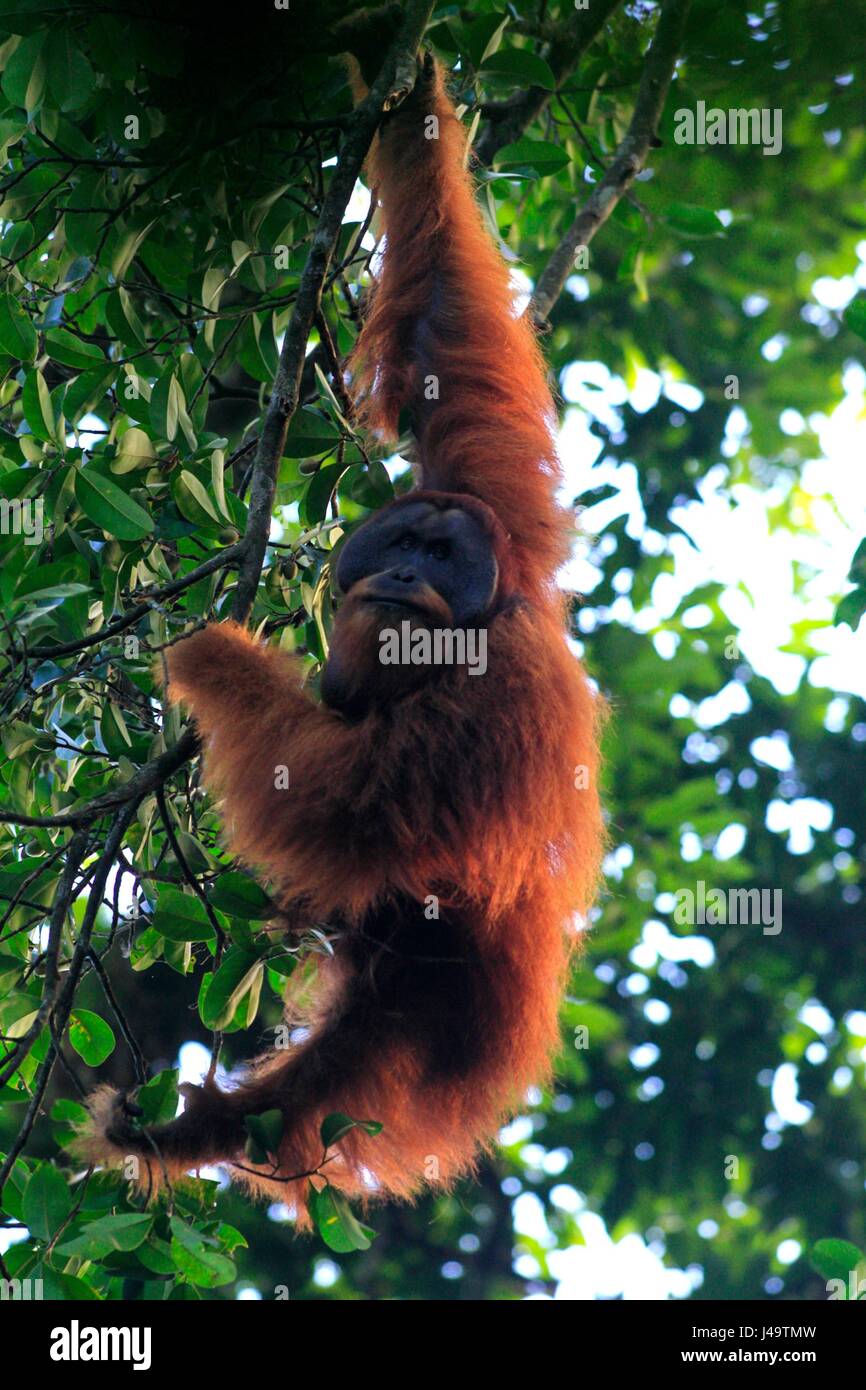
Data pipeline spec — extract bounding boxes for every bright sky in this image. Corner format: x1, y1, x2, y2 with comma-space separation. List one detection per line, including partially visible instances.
558, 353, 866, 701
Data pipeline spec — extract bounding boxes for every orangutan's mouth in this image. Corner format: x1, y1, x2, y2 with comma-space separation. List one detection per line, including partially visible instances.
361, 594, 431, 616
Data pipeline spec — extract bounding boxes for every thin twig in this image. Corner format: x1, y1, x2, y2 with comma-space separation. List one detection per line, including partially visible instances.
473, 0, 624, 166
232, 0, 436, 624
529, 0, 691, 324
84, 948, 148, 1087
0, 829, 89, 1087
23, 541, 245, 661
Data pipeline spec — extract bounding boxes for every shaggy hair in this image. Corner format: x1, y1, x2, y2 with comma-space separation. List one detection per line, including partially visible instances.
77, 56, 605, 1229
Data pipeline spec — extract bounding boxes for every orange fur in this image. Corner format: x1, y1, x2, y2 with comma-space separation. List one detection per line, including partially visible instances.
351, 57, 567, 599
77, 57, 604, 1230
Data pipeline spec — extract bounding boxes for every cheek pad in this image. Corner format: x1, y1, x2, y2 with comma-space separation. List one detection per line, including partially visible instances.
335, 524, 380, 592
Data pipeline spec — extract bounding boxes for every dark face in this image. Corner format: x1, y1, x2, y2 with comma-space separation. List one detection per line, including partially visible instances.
335, 499, 499, 626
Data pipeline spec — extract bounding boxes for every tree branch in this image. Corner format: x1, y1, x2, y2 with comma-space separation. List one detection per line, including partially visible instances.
0, 726, 197, 828
84, 945, 148, 1088
156, 786, 225, 950
528, 0, 691, 324
231, 0, 436, 623
0, 803, 139, 1199
24, 542, 245, 661
0, 0, 442, 1196
0, 829, 88, 1087
0, 0, 436, 836
473, 0, 624, 167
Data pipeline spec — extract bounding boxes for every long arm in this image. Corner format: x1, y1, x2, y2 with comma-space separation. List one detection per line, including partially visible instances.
163, 623, 387, 917
76, 53, 602, 1226
164, 621, 311, 737
351, 56, 570, 596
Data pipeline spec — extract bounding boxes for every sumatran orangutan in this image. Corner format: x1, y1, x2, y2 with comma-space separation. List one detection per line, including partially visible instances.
80, 54, 605, 1227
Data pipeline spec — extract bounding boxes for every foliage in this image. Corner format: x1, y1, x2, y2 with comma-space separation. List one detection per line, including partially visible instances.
0, 0, 864, 1300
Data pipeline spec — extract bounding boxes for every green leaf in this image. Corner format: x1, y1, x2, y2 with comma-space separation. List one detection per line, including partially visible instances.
561, 1000, 623, 1043
267, 953, 298, 980
106, 286, 146, 347
172, 469, 222, 527
309, 1183, 376, 1253
345, 461, 394, 508
136, 1236, 176, 1276
238, 311, 278, 382
215, 1221, 248, 1254
244, 1109, 284, 1162
75, 467, 154, 541
129, 925, 164, 972
849, 537, 866, 580
0, 291, 37, 361
462, 14, 510, 67
136, 1068, 180, 1124
163, 939, 193, 976
208, 872, 273, 920
209, 448, 232, 521
22, 1164, 73, 1241
301, 462, 345, 526
46, 30, 95, 112
112, 425, 157, 474
844, 297, 866, 341
0, 954, 24, 993
479, 49, 556, 91
201, 266, 225, 311
100, 700, 133, 757
834, 587, 866, 631
1, 721, 45, 758
664, 203, 724, 237
51, 1099, 88, 1125
495, 138, 569, 176
282, 409, 342, 457
111, 216, 155, 281
169, 1217, 236, 1288
200, 948, 263, 1029
51, 1097, 88, 1147
173, 829, 218, 873
58, 1212, 153, 1258
31, 1268, 100, 1300
618, 239, 649, 300
2, 32, 48, 112
21, 368, 57, 442
15, 561, 89, 603
69, 1009, 116, 1065
0, 117, 27, 163
810, 1239, 863, 1285
153, 886, 215, 943
150, 371, 182, 442
320, 1112, 382, 1148
2, 219, 34, 261
63, 367, 115, 424
44, 328, 105, 370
